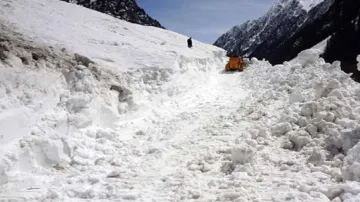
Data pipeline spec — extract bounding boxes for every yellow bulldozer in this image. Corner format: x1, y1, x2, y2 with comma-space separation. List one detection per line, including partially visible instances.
225, 56, 247, 72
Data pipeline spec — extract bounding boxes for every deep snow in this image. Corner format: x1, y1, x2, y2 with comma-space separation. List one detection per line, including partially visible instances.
1, 0, 360, 201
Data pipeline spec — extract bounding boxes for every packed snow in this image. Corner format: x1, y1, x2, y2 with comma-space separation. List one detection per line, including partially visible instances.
1, 0, 360, 201
311, 36, 331, 54
299, 0, 325, 11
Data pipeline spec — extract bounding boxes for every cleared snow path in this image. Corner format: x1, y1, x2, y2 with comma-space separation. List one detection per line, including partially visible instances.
84, 72, 250, 201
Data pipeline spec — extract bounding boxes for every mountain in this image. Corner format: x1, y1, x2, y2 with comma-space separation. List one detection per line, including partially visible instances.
60, 0, 164, 28
266, 0, 360, 81
213, 0, 327, 58
215, 0, 360, 81
252, 0, 333, 63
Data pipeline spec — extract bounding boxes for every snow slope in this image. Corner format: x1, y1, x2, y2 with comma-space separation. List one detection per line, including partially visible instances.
1, 0, 360, 201
299, 0, 324, 11
0, 0, 215, 73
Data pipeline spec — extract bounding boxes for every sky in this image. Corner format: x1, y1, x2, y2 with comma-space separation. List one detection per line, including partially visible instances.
137, 0, 279, 44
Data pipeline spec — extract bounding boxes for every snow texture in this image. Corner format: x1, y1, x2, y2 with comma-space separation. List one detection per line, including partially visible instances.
299, 0, 325, 11
0, 0, 360, 201
311, 36, 331, 54
343, 142, 360, 181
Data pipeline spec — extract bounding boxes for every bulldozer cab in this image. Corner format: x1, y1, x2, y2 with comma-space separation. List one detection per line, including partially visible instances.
225, 56, 244, 72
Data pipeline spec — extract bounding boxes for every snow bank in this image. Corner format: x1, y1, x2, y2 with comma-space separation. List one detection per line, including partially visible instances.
233, 46, 360, 200
242, 47, 360, 158
0, 28, 126, 188
342, 142, 360, 181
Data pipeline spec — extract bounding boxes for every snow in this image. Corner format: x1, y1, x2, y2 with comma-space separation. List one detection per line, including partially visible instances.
1, 0, 360, 201
0, 0, 214, 74
312, 36, 331, 54
299, 0, 325, 11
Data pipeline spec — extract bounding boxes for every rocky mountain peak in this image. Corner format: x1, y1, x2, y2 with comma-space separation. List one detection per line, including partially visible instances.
61, 0, 164, 29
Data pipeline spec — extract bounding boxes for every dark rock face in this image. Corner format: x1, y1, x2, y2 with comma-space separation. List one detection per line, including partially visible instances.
259, 0, 334, 64
322, 0, 360, 80
266, 0, 360, 81
61, 0, 164, 29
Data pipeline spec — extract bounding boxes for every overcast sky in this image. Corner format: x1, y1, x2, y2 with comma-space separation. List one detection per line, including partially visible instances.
137, 0, 278, 44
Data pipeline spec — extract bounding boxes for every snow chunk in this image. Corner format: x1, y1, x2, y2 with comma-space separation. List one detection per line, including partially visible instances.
342, 142, 360, 181
329, 61, 342, 71
323, 80, 342, 97
357, 55, 360, 71
307, 148, 326, 166
342, 126, 360, 153
293, 49, 321, 67
107, 170, 121, 178
250, 57, 259, 64
280, 114, 298, 124
298, 116, 309, 127
328, 89, 344, 99
315, 79, 342, 98
231, 143, 256, 165
288, 130, 311, 151
66, 95, 91, 113
324, 129, 342, 156
0, 167, 8, 185
318, 111, 335, 122
271, 122, 292, 136
289, 90, 305, 104
301, 102, 317, 117
39, 139, 70, 165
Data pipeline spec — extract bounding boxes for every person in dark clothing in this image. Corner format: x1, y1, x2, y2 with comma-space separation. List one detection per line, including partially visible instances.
187, 37, 192, 48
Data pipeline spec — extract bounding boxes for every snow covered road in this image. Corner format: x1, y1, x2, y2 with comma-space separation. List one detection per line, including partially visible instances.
114, 71, 250, 200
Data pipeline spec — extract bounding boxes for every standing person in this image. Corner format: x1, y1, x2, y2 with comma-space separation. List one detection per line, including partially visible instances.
187, 37, 192, 48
